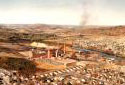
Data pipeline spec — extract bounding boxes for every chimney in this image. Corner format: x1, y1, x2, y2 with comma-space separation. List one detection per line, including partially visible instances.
55, 49, 58, 57
47, 49, 51, 58
64, 42, 66, 54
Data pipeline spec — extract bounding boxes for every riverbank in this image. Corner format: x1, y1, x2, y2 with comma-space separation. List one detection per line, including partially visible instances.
79, 36, 125, 58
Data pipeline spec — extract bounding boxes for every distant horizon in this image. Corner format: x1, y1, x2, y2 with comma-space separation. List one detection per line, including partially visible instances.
0, 23, 124, 27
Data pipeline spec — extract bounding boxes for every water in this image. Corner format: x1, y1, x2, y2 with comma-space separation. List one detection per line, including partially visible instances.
73, 46, 125, 61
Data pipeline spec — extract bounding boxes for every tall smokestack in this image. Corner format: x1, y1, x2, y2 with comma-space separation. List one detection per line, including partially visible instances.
64, 42, 66, 54
47, 49, 51, 58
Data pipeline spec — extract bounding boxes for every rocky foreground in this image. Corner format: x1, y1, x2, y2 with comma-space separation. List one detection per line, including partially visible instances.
0, 64, 125, 85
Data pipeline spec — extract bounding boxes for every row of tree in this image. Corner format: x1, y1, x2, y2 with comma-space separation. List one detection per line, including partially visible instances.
8, 33, 57, 42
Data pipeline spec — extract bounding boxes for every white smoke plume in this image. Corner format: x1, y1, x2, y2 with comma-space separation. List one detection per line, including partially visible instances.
80, 0, 99, 26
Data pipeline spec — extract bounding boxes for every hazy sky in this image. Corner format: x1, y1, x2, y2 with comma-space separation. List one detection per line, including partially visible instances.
0, 0, 125, 25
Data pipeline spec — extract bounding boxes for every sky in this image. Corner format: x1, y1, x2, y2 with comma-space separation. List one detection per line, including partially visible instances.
0, 0, 125, 26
